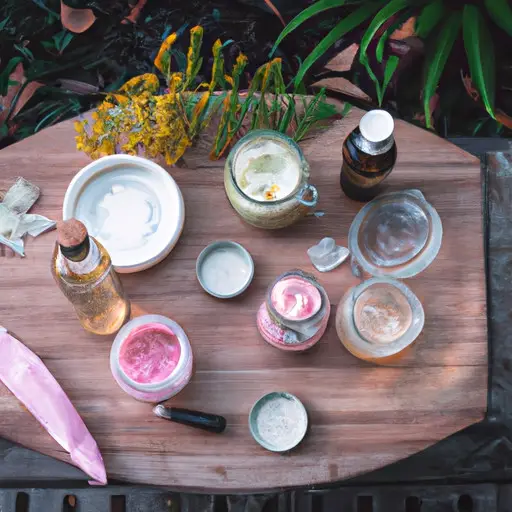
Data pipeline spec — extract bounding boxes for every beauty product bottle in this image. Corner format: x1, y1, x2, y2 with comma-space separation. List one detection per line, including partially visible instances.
257, 269, 330, 352
340, 109, 397, 202
51, 219, 130, 335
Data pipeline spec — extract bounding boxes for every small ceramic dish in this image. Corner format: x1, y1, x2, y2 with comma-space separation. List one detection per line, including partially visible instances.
249, 391, 308, 452
196, 241, 254, 299
63, 154, 185, 273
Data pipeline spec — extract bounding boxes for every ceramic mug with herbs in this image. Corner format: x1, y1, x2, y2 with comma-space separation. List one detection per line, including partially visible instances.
224, 130, 318, 229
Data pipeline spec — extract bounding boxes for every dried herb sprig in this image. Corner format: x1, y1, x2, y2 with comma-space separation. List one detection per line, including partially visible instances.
75, 26, 341, 165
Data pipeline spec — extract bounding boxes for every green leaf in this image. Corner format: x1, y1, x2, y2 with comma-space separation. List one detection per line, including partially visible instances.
0, 57, 23, 96
294, 2, 383, 89
415, 0, 445, 39
270, 0, 347, 57
359, 0, 408, 65
278, 94, 296, 133
341, 102, 352, 117
14, 44, 34, 62
484, 0, 512, 37
463, 5, 495, 119
0, 16, 10, 31
59, 32, 74, 53
423, 11, 461, 128
376, 11, 411, 63
361, 55, 382, 103
378, 55, 399, 104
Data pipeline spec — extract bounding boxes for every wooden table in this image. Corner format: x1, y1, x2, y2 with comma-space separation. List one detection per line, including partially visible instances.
0, 108, 487, 492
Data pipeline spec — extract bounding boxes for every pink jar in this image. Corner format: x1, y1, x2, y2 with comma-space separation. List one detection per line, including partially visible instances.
110, 314, 193, 402
257, 270, 330, 351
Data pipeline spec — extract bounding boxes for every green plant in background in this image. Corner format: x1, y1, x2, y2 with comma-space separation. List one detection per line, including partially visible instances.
75, 25, 341, 164
271, 0, 512, 128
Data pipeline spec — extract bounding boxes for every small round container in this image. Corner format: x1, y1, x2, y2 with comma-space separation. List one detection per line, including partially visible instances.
110, 314, 193, 402
335, 277, 424, 362
224, 130, 318, 229
349, 189, 442, 279
249, 392, 308, 452
196, 241, 254, 299
257, 270, 330, 352
63, 155, 185, 273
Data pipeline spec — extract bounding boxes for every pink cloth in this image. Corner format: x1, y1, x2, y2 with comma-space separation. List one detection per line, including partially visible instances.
0, 328, 107, 485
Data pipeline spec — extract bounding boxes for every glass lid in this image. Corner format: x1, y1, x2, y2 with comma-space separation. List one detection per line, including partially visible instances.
349, 189, 442, 278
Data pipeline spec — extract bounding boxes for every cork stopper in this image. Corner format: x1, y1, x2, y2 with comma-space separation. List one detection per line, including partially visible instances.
57, 219, 90, 262
57, 219, 88, 248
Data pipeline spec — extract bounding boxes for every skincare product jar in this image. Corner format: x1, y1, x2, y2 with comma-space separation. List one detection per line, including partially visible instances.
257, 270, 330, 352
110, 314, 193, 402
335, 277, 424, 362
224, 130, 318, 229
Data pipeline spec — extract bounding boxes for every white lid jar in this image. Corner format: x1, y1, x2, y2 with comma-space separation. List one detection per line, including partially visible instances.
110, 314, 193, 402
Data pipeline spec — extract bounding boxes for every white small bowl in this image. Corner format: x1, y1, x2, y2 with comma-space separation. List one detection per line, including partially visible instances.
196, 241, 254, 299
63, 155, 185, 273
249, 392, 308, 452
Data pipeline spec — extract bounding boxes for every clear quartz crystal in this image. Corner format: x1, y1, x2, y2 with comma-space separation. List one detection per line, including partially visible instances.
307, 237, 349, 272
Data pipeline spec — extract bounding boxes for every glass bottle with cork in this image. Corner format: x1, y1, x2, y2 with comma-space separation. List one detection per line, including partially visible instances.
340, 109, 397, 201
51, 219, 130, 335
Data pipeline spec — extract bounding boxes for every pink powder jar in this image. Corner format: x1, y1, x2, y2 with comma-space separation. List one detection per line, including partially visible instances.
257, 270, 330, 352
110, 314, 193, 402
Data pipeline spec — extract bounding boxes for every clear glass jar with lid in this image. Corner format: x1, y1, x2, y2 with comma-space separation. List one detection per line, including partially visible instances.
257, 270, 330, 351
224, 130, 318, 229
335, 277, 424, 363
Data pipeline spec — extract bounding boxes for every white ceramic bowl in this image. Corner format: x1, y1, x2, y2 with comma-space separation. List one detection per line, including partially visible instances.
63, 155, 185, 273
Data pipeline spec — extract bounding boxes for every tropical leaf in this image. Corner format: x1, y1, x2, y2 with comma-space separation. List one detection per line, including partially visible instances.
270, 0, 347, 57
376, 11, 412, 63
484, 0, 512, 37
294, 2, 383, 89
359, 0, 408, 64
415, 0, 445, 39
0, 57, 23, 96
463, 5, 495, 119
423, 11, 462, 128
377, 55, 399, 105
361, 55, 382, 104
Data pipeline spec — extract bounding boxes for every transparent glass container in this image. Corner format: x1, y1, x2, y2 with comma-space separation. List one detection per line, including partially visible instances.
52, 236, 130, 335
349, 189, 443, 279
257, 270, 330, 352
110, 314, 193, 402
335, 277, 424, 362
224, 130, 318, 229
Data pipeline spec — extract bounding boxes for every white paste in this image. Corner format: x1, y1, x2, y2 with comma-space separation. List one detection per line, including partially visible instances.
233, 138, 301, 202
200, 247, 251, 296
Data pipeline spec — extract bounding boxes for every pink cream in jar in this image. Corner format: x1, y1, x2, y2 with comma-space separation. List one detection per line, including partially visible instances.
257, 270, 330, 351
110, 314, 193, 402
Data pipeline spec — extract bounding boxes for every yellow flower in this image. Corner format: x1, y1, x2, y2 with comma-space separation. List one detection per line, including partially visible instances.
154, 33, 178, 73
120, 74, 160, 95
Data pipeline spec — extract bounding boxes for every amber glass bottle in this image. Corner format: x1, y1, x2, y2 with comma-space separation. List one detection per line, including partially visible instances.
52, 219, 130, 335
340, 110, 397, 202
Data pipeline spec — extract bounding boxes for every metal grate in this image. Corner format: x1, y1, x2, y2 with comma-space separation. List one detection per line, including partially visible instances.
0, 484, 507, 512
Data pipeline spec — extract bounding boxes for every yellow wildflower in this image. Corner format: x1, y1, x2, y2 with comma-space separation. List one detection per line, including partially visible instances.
120, 74, 160, 95
154, 33, 178, 74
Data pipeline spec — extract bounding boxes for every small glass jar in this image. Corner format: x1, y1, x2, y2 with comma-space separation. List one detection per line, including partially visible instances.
257, 270, 330, 351
224, 130, 318, 229
335, 277, 424, 362
110, 314, 193, 402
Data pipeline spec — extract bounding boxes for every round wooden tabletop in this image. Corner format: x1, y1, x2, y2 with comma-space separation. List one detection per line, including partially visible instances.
0, 107, 487, 492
